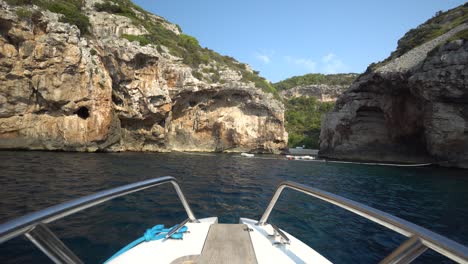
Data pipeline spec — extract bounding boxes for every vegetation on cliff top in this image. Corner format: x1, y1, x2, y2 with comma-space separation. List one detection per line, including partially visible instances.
370, 4, 468, 70
273, 73, 358, 91
5, 0, 90, 34
394, 4, 467, 57
5, 0, 277, 95
93, 0, 277, 95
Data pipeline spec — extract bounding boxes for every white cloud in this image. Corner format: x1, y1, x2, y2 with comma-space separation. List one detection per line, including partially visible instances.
255, 53, 271, 64
322, 53, 335, 63
284, 56, 317, 72
254, 50, 275, 64
321, 53, 347, 74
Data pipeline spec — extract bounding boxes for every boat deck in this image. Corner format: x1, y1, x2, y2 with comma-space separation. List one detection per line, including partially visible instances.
198, 224, 257, 264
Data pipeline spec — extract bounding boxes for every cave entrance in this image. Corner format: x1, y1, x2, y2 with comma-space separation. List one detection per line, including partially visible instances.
189, 100, 197, 107
75, 106, 90, 119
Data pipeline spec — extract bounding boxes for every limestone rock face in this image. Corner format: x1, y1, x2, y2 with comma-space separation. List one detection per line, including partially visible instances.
167, 85, 287, 153
0, 1, 287, 153
320, 23, 468, 168
280, 84, 348, 102
89, 12, 148, 38
0, 5, 117, 151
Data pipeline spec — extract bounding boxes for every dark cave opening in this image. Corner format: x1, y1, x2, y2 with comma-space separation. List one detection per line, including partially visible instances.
75, 106, 90, 119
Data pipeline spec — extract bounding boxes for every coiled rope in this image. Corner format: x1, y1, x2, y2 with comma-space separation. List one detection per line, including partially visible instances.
104, 223, 188, 263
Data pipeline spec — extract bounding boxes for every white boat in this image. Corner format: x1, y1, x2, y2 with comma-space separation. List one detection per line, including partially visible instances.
286, 155, 316, 160
241, 153, 255, 158
298, 155, 315, 160
0, 177, 467, 263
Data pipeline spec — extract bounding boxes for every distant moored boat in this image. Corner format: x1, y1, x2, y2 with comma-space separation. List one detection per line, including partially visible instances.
241, 153, 255, 158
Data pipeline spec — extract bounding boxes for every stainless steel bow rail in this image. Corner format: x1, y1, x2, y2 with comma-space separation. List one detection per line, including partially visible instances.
0, 176, 198, 264
257, 181, 468, 264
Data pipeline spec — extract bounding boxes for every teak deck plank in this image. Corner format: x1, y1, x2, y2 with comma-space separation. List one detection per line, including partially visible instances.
197, 224, 257, 264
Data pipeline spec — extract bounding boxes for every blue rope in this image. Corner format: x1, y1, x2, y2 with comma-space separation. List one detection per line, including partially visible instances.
104, 224, 188, 263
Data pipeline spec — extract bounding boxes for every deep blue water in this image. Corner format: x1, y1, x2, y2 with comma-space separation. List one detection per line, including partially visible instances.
0, 151, 467, 263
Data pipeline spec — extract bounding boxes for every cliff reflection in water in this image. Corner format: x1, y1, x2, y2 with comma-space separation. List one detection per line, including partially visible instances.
0, 151, 467, 263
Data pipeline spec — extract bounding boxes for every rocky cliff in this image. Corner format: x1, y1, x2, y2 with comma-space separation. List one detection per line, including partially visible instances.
280, 84, 347, 102
275, 73, 357, 102
0, 0, 287, 153
320, 5, 468, 167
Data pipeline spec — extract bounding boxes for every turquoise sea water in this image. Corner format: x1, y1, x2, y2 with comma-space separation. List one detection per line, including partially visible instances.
0, 151, 467, 263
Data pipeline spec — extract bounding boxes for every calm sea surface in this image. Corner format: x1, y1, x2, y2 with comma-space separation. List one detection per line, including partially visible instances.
0, 151, 467, 263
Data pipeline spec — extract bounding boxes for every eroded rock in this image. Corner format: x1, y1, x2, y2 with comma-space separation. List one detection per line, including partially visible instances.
320, 23, 468, 168
167, 85, 287, 153
0, 1, 287, 153
280, 84, 349, 102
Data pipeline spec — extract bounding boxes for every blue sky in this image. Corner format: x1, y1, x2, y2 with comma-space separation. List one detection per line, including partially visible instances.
133, 0, 466, 82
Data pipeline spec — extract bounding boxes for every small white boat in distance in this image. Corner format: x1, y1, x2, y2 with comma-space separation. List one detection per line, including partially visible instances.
299, 155, 315, 160
241, 152, 255, 158
286, 155, 316, 160
0, 177, 467, 264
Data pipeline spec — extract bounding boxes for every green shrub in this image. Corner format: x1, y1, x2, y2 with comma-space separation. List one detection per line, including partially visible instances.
179, 34, 199, 51
288, 133, 319, 149
192, 70, 203, 80
16, 7, 33, 20
211, 71, 220, 83
94, 0, 137, 20
121, 34, 151, 46
141, 22, 182, 56
156, 45, 164, 53
94, 1, 123, 14
5, 0, 33, 5
48, 2, 90, 35
241, 70, 277, 95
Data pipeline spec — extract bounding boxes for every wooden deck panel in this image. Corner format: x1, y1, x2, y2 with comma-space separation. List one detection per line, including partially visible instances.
197, 224, 257, 264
